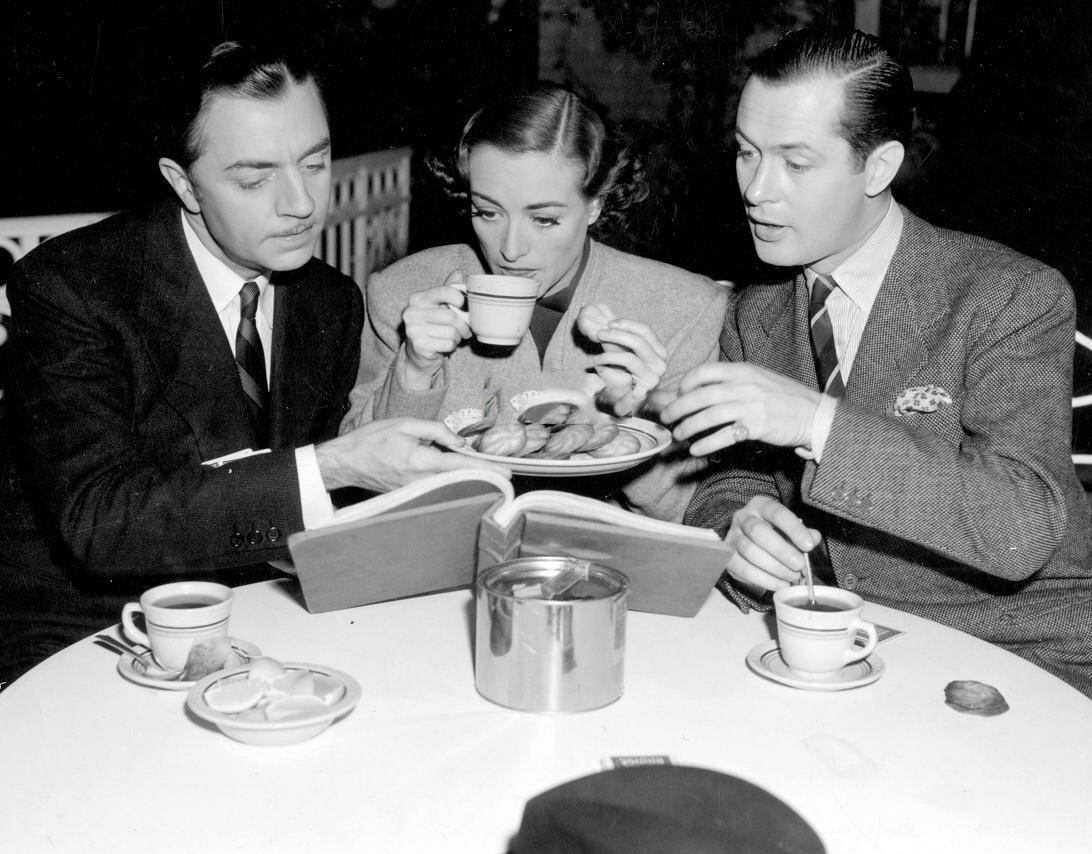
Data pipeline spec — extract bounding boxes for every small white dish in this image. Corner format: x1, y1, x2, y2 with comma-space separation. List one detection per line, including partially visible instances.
117, 639, 261, 691
445, 407, 486, 434
187, 661, 361, 746
746, 639, 884, 691
508, 388, 593, 417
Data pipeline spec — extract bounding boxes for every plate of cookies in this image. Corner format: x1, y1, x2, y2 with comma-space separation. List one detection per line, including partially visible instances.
444, 388, 672, 477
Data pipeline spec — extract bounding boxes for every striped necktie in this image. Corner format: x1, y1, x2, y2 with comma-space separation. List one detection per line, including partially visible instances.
235, 281, 269, 445
808, 273, 845, 397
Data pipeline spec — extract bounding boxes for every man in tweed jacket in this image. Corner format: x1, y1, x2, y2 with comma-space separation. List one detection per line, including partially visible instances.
663, 29, 1092, 695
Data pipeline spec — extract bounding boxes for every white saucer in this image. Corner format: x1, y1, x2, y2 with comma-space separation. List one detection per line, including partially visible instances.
117, 639, 262, 691
746, 639, 884, 691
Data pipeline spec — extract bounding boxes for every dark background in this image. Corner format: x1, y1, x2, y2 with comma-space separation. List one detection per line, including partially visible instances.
1, 0, 1089, 324
2, 1, 1091, 710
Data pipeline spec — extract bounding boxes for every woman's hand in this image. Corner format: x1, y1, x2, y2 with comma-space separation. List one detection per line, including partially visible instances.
577, 303, 668, 417
401, 270, 472, 389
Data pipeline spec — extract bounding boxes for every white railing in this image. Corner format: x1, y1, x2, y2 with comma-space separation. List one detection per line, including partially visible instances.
0, 212, 116, 266
0, 147, 412, 290
318, 146, 412, 288
1073, 330, 1092, 468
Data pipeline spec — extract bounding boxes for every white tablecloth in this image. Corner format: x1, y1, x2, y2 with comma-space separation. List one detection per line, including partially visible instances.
1, 579, 1090, 853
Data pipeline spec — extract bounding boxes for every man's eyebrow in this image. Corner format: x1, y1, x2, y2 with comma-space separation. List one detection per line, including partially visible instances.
225, 139, 331, 172
300, 139, 332, 160
733, 130, 817, 155
771, 142, 817, 154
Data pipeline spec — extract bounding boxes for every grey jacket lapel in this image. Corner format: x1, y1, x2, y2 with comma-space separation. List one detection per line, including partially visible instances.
736, 275, 818, 391
844, 209, 949, 413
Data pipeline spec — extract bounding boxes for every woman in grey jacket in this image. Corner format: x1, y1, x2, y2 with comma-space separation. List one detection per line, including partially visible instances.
344, 84, 727, 521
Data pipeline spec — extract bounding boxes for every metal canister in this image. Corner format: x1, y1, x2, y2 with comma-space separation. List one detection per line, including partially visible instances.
474, 556, 628, 713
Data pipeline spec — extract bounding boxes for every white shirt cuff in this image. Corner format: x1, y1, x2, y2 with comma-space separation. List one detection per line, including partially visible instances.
795, 395, 838, 463
295, 445, 334, 529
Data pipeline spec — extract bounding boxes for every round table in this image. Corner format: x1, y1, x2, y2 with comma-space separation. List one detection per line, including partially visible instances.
1, 580, 1089, 853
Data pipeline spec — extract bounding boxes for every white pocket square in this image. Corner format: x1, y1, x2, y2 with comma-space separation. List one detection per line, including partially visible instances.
892, 385, 952, 416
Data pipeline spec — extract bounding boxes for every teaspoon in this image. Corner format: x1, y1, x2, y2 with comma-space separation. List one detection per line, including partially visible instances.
802, 551, 817, 606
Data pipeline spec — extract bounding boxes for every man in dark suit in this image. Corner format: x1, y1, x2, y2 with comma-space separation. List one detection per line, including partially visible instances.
0, 41, 496, 688
662, 29, 1092, 695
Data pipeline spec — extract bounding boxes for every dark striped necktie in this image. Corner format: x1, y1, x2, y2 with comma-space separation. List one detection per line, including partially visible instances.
808, 273, 845, 397
235, 281, 269, 445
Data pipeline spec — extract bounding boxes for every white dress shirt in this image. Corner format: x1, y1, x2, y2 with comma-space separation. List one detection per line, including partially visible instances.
804, 198, 904, 461
181, 213, 333, 528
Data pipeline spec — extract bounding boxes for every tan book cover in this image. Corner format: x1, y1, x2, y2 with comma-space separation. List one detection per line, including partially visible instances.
288, 470, 727, 617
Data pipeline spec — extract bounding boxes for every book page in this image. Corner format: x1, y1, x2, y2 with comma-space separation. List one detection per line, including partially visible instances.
513, 512, 727, 617
328, 468, 514, 526
491, 490, 720, 541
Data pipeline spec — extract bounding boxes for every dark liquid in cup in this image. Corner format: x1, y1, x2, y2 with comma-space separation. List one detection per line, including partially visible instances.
785, 597, 848, 613
156, 595, 221, 609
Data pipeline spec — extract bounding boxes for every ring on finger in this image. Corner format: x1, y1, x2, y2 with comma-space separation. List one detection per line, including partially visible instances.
731, 423, 749, 443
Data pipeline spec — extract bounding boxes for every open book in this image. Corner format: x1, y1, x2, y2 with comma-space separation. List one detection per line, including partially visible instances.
287, 470, 728, 618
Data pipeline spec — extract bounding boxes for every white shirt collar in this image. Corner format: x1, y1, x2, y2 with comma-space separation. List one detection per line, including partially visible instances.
180, 211, 269, 308
805, 197, 903, 315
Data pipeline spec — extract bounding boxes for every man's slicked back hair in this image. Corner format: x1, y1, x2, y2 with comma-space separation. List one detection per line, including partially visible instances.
169, 41, 325, 169
750, 29, 913, 169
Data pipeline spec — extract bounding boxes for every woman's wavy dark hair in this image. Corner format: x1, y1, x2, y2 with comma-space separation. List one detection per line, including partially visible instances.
428, 83, 648, 234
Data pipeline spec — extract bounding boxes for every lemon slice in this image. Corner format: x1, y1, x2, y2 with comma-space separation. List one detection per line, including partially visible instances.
204, 679, 265, 714
247, 657, 287, 685
264, 694, 327, 721
270, 669, 316, 697
312, 674, 346, 705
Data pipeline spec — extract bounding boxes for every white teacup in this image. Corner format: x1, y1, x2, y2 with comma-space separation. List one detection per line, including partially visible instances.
121, 581, 233, 670
773, 586, 878, 680
454, 274, 540, 346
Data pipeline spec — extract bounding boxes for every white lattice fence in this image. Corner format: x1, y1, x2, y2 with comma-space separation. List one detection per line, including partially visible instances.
1, 213, 117, 369
318, 146, 412, 288
0, 212, 116, 269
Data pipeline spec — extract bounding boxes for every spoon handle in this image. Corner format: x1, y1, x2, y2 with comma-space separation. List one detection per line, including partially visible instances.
94, 634, 185, 679
94, 634, 149, 658
803, 551, 817, 605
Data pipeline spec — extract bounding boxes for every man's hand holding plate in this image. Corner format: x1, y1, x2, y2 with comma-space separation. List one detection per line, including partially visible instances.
317, 417, 509, 493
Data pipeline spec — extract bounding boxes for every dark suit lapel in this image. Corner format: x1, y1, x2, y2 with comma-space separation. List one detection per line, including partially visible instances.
269, 284, 290, 447
268, 279, 314, 449
844, 209, 949, 413
136, 202, 259, 456
267, 266, 340, 450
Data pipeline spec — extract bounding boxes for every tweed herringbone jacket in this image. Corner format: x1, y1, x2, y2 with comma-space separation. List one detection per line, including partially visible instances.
685, 208, 1092, 695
